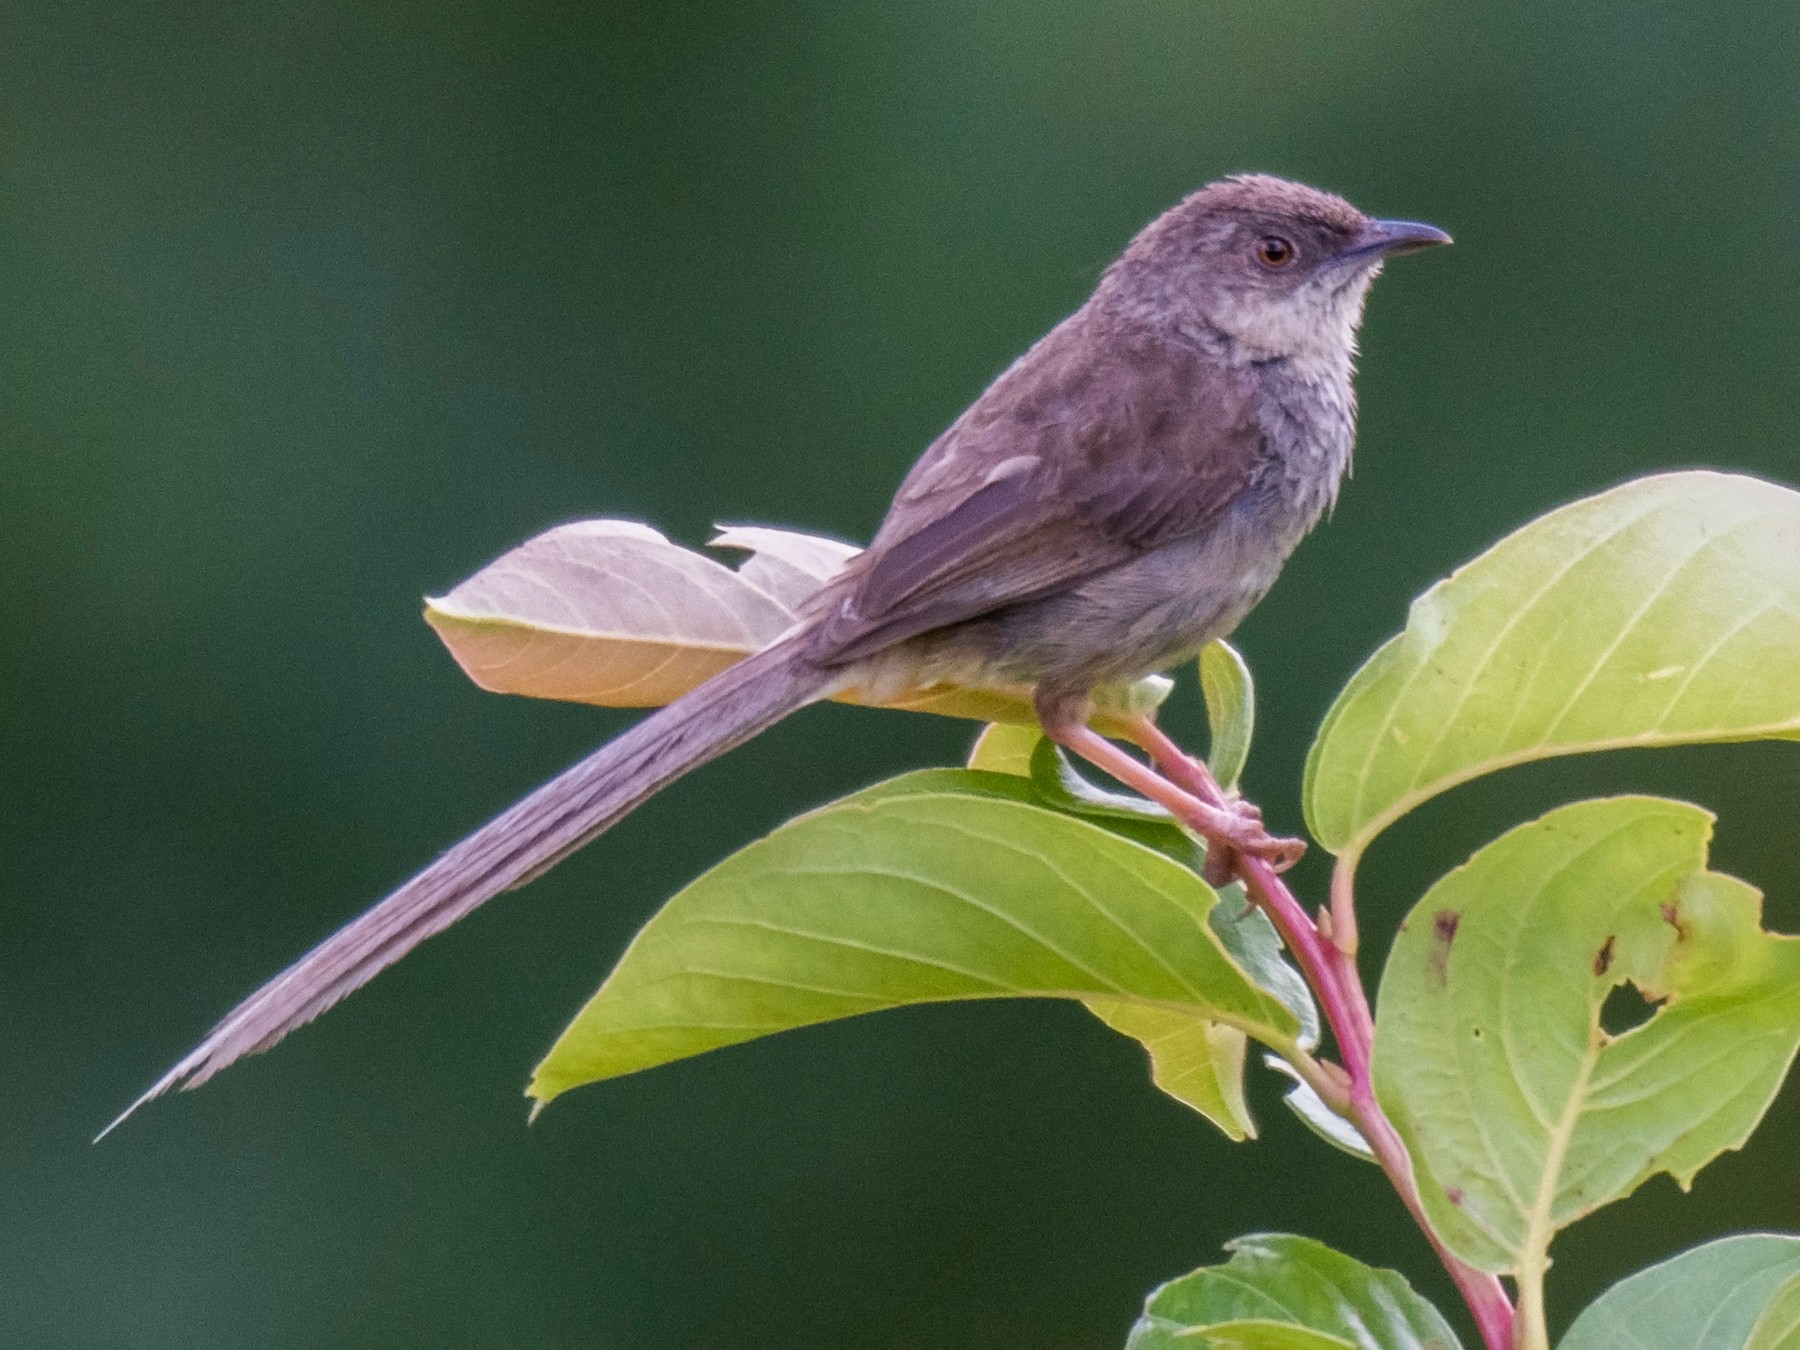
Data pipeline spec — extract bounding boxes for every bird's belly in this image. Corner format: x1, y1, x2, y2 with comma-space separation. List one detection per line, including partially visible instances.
865, 515, 1291, 699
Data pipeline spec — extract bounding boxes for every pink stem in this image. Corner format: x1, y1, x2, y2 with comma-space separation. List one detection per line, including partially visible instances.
1123, 719, 1516, 1350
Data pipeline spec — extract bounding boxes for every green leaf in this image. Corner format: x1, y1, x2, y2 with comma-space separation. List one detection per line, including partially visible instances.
961, 728, 1318, 1139
1126, 1234, 1463, 1350
1176, 1323, 1355, 1349
1028, 735, 1182, 826
1748, 1272, 1800, 1350
1200, 639, 1255, 791
967, 722, 1042, 775
1304, 472, 1800, 858
1374, 797, 1800, 1275
857, 767, 1202, 871
1559, 1235, 1800, 1350
970, 724, 1184, 832
1262, 1056, 1374, 1162
1209, 891, 1318, 1052
1085, 999, 1254, 1140
529, 783, 1302, 1107
963, 639, 1253, 799
1087, 884, 1317, 1139
1010, 744, 1304, 1051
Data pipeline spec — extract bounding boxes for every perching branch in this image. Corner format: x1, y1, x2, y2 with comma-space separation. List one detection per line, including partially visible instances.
1125, 716, 1517, 1350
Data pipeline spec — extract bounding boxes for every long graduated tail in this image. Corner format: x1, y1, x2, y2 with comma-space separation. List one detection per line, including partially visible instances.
101, 636, 838, 1139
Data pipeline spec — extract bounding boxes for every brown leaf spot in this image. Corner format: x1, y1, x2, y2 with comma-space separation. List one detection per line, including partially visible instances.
1593, 935, 1616, 978
1428, 909, 1460, 986
1661, 899, 1689, 942
1446, 1187, 1465, 1206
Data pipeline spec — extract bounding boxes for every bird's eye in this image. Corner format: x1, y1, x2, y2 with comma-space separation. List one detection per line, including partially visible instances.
1255, 236, 1296, 269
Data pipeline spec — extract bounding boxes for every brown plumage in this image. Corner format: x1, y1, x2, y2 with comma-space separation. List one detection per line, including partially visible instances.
103, 174, 1448, 1136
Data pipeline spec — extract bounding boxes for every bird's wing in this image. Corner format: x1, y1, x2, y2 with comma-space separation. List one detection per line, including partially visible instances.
808, 315, 1266, 664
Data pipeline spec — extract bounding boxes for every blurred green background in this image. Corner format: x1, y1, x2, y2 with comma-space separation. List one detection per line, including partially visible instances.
6, 2, 1800, 1346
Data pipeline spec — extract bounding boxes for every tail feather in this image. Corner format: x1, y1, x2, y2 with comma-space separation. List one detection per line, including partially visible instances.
100, 637, 835, 1139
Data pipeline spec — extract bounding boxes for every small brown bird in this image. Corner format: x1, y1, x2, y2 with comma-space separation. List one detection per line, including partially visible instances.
106, 174, 1448, 1133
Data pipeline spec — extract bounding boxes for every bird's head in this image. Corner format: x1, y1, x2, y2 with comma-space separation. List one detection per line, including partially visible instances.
1100, 173, 1450, 367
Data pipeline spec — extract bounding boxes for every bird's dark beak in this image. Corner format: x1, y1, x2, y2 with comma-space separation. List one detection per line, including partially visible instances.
1340, 218, 1453, 264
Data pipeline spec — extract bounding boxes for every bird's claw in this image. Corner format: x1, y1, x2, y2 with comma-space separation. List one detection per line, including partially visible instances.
1198, 798, 1305, 886
1255, 833, 1307, 872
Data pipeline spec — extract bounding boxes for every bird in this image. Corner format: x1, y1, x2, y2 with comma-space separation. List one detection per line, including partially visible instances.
103, 173, 1449, 1136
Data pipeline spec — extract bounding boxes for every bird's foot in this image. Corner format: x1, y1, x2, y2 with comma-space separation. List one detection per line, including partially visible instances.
1194, 798, 1305, 887
1114, 717, 1305, 884
1034, 699, 1306, 886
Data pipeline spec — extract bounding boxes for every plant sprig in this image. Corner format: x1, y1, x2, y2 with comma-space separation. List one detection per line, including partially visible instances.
434, 470, 1800, 1349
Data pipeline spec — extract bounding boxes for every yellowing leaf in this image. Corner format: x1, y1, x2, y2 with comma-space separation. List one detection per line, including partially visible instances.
709, 522, 860, 609
1748, 1272, 1800, 1350
1084, 999, 1254, 1140
966, 722, 1043, 775
427, 519, 1170, 729
425, 520, 792, 707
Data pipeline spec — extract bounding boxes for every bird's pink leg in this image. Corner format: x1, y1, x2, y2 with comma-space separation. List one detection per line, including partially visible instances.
1127, 717, 1235, 809
1122, 717, 1309, 884
1122, 718, 1308, 879
1034, 695, 1304, 876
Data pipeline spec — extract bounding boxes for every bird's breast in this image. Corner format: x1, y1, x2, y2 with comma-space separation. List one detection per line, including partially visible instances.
1251, 363, 1358, 542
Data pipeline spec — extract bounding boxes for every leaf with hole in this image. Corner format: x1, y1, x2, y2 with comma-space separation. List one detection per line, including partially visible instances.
1374, 796, 1800, 1275
1304, 471, 1800, 859
1125, 1233, 1462, 1350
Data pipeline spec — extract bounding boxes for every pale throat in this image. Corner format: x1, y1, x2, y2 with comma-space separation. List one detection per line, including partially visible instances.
1213, 272, 1376, 376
